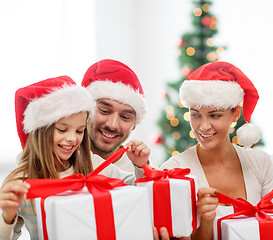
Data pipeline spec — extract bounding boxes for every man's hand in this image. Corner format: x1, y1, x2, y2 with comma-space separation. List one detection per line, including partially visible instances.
125, 140, 150, 168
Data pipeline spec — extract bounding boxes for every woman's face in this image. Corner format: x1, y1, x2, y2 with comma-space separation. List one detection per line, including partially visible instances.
189, 106, 240, 151
52, 112, 88, 165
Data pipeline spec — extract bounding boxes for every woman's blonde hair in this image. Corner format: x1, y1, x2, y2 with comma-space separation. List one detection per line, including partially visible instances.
3, 120, 93, 185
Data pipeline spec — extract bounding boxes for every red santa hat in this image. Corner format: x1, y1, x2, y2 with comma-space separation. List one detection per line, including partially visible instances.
179, 61, 261, 147
15, 75, 95, 148
81, 59, 147, 124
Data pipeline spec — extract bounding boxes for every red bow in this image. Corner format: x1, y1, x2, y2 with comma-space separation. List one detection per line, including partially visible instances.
135, 164, 191, 182
217, 190, 273, 240
26, 173, 126, 199
26, 146, 129, 198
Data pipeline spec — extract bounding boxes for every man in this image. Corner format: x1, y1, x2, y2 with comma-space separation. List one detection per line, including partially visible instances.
82, 59, 157, 172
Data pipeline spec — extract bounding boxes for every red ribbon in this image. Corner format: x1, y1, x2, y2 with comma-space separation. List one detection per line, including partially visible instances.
216, 190, 273, 240
26, 147, 128, 240
90, 146, 128, 176
135, 165, 197, 237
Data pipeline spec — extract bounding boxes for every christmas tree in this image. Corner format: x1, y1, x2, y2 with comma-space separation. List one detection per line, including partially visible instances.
157, 0, 263, 162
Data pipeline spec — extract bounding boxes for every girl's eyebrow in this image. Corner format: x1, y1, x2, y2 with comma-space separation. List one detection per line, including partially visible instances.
56, 122, 87, 128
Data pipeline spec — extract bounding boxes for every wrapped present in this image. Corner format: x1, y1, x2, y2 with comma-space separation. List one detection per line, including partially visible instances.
26, 147, 153, 240
135, 165, 198, 238
213, 191, 273, 240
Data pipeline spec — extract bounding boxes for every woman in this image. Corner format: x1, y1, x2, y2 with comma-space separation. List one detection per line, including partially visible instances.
156, 61, 273, 240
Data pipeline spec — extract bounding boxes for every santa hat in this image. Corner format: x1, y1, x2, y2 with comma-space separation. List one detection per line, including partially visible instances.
15, 75, 95, 148
179, 61, 261, 147
81, 59, 147, 124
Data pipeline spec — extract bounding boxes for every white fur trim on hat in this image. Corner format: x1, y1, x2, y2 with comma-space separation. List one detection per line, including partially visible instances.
179, 80, 244, 108
86, 80, 147, 124
23, 85, 95, 133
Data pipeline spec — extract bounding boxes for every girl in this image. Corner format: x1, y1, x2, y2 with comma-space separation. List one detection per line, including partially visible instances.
156, 61, 273, 240
0, 76, 150, 239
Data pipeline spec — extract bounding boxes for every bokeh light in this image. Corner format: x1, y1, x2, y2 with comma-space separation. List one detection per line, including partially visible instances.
172, 131, 181, 140
186, 47, 195, 56
202, 3, 210, 12
172, 151, 180, 156
189, 130, 196, 138
170, 118, 179, 127
183, 111, 190, 121
193, 8, 202, 16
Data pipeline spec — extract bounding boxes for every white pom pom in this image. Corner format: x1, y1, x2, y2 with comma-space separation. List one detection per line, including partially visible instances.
236, 123, 261, 148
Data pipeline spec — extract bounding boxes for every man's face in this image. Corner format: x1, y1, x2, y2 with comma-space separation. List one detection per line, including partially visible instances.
88, 98, 136, 157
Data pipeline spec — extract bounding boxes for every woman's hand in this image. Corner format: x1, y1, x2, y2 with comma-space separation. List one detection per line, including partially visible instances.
196, 187, 218, 223
0, 181, 30, 224
190, 187, 218, 240
125, 140, 150, 168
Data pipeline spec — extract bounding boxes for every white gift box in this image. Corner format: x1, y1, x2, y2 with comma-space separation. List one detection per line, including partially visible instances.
137, 176, 198, 238
35, 185, 153, 240
213, 214, 273, 240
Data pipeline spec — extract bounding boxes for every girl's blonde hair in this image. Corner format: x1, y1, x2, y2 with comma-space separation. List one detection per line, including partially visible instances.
3, 121, 93, 185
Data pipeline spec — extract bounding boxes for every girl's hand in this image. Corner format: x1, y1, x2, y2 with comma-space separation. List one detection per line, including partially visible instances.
0, 181, 30, 224
125, 140, 150, 168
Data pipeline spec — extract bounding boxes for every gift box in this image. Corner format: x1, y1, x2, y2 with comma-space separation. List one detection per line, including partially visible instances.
213, 215, 273, 240
26, 147, 154, 240
135, 165, 198, 238
213, 191, 273, 240
34, 185, 153, 240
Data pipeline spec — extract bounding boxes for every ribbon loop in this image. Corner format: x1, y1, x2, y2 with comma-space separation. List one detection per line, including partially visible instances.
216, 190, 273, 240
135, 165, 191, 183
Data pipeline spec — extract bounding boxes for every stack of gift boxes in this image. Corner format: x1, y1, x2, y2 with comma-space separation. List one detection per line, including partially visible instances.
26, 160, 273, 240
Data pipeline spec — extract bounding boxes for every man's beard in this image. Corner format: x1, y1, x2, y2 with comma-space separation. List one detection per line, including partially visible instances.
90, 126, 125, 154
90, 137, 121, 154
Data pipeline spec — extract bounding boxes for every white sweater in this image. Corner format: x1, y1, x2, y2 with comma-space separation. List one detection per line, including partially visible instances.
161, 144, 273, 214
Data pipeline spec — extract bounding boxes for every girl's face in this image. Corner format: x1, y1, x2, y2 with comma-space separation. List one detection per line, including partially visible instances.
189, 106, 240, 151
53, 112, 88, 164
